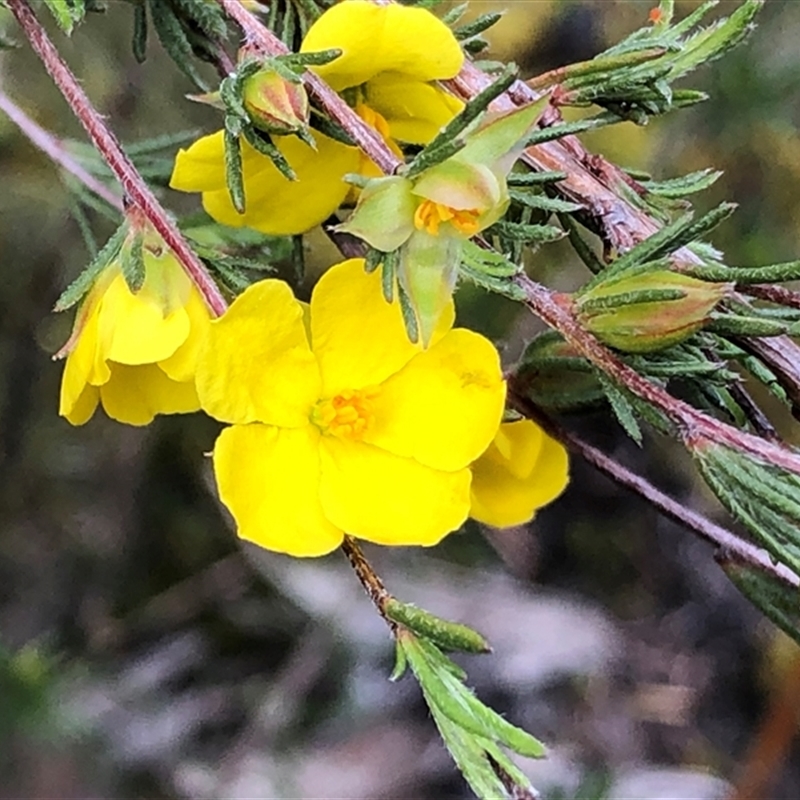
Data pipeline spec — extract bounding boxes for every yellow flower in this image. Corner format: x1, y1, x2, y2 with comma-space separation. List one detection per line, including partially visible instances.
169, 0, 464, 235
195, 258, 506, 557
470, 420, 569, 528
58, 248, 211, 426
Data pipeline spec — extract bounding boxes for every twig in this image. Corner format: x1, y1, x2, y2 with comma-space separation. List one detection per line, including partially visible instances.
0, 86, 123, 211
340, 536, 395, 627
742, 283, 800, 310
508, 387, 800, 590
6, 0, 228, 318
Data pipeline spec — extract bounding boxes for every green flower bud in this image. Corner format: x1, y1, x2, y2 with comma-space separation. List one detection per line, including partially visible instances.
242, 68, 309, 135
575, 270, 732, 353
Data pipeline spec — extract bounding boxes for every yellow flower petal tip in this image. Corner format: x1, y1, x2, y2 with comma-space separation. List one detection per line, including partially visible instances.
470, 420, 569, 528
58, 247, 211, 427
197, 259, 504, 557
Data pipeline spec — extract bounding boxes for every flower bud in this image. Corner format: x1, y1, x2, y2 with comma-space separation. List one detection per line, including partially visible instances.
242, 68, 309, 135
575, 270, 732, 353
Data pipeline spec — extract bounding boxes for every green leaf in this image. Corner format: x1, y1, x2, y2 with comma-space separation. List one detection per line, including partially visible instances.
384, 599, 491, 653
223, 128, 246, 214
131, 1, 148, 62
641, 168, 722, 198
381, 250, 397, 303
54, 222, 127, 312
397, 280, 420, 345
120, 230, 146, 293
719, 554, 800, 647
241, 128, 297, 181
487, 220, 565, 245
453, 12, 502, 41
524, 111, 622, 146
149, 0, 209, 91
693, 443, 800, 575
597, 373, 643, 445
508, 189, 582, 214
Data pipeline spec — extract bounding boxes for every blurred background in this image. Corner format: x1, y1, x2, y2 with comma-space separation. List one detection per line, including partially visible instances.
2, 1, 800, 797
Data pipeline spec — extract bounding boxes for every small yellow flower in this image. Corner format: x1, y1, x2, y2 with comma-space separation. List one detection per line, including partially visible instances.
58, 247, 211, 426
195, 258, 506, 556
470, 420, 569, 528
169, 0, 464, 235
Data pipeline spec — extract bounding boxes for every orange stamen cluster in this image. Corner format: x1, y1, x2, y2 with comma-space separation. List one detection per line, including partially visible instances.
413, 199, 481, 236
312, 387, 380, 440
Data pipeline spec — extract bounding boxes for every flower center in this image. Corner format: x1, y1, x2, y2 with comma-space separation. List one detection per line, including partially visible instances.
413, 199, 481, 237
311, 387, 379, 440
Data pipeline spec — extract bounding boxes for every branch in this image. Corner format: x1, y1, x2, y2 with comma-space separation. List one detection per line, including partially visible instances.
508, 387, 800, 590
6, 0, 228, 318
0, 85, 123, 212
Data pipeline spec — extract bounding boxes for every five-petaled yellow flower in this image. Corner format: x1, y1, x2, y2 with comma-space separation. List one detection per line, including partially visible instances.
169, 0, 464, 235
58, 247, 211, 426
195, 258, 507, 556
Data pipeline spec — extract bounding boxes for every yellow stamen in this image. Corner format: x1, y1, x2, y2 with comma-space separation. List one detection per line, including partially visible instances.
413, 199, 481, 237
311, 386, 380, 440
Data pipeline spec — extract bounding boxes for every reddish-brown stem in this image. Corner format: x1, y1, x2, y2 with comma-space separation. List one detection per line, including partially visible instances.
742, 283, 800, 310
509, 388, 800, 590
0, 85, 124, 211
214, 0, 402, 175
340, 536, 394, 627
6, 0, 228, 318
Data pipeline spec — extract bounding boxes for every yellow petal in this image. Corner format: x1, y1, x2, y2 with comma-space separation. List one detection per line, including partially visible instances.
98, 363, 200, 426
470, 420, 569, 528
310, 258, 454, 396
302, 0, 464, 91
98, 273, 190, 366
59, 296, 103, 420
213, 424, 343, 557
170, 130, 275, 193
365, 328, 505, 471
158, 287, 212, 382
60, 382, 99, 426
201, 133, 359, 236
195, 279, 321, 427
366, 74, 464, 145
319, 438, 470, 546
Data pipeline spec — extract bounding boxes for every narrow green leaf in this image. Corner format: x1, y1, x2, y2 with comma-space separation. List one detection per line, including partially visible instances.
453, 12, 502, 41
132, 1, 148, 63
242, 128, 296, 181
508, 189, 582, 214
120, 231, 145, 293
598, 374, 643, 445
641, 168, 722, 198
707, 313, 788, 337
397, 280, 420, 344
223, 128, 246, 214
364, 248, 383, 274
524, 111, 621, 146
384, 599, 490, 654
54, 222, 127, 312
381, 250, 397, 303
389, 640, 408, 682
559, 214, 606, 275
719, 554, 800, 647
171, 0, 227, 40
507, 170, 566, 187
43, 0, 85, 34
487, 220, 565, 245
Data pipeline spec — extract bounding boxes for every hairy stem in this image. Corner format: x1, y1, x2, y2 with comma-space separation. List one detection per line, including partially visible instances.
6, 0, 228, 317
340, 536, 395, 628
